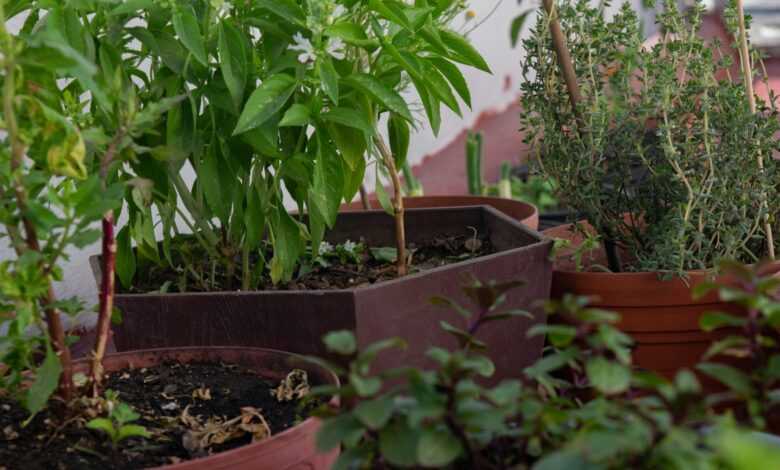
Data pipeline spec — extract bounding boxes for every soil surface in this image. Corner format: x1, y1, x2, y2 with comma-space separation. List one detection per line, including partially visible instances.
121, 233, 496, 294
0, 362, 317, 469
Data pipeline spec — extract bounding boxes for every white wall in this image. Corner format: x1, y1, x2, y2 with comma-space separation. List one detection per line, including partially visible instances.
1, 1, 657, 327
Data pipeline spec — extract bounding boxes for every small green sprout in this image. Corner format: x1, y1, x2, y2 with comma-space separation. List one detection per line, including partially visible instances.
87, 390, 150, 448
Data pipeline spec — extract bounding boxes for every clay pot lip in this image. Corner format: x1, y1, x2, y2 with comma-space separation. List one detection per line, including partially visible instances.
73, 346, 338, 470
544, 222, 780, 282
342, 195, 539, 227
92, 205, 551, 299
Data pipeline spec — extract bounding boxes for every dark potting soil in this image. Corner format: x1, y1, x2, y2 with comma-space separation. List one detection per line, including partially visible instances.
0, 362, 317, 469
121, 233, 496, 294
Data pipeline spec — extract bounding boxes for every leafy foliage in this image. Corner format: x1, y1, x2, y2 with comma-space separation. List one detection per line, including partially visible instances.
0, 1, 172, 412
102, 0, 487, 291
519, 0, 780, 273
313, 271, 780, 469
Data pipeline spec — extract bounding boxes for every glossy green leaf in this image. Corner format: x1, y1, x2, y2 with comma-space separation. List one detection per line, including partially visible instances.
219, 20, 248, 107
316, 414, 365, 451
325, 22, 379, 48
173, 6, 207, 66
233, 74, 297, 135
279, 103, 311, 127
586, 357, 631, 395
699, 312, 746, 332
388, 113, 410, 167
697, 363, 753, 396
368, 0, 411, 30
109, 0, 155, 16
354, 396, 395, 429
344, 74, 413, 122
25, 343, 62, 416
317, 57, 340, 105
255, 0, 306, 26
510, 10, 533, 47
115, 226, 136, 288
375, 171, 394, 216
324, 330, 357, 355
379, 421, 420, 467
269, 206, 304, 284
438, 29, 491, 73
429, 57, 471, 108
321, 108, 373, 136
417, 427, 463, 467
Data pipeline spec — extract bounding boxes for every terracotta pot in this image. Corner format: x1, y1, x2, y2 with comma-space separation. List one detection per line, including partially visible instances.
341, 195, 539, 231
73, 347, 339, 470
92, 207, 553, 385
544, 223, 780, 381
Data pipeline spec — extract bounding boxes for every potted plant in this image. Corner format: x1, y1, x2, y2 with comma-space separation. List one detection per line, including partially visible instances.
312, 269, 780, 469
518, 0, 780, 379
97, 0, 554, 381
0, 3, 336, 468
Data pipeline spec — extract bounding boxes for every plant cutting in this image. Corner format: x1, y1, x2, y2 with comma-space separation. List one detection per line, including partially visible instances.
519, 0, 780, 378
0, 3, 337, 469
98, 0, 554, 376
312, 272, 780, 469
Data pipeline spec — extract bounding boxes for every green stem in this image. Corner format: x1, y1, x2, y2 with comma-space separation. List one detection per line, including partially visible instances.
169, 168, 219, 246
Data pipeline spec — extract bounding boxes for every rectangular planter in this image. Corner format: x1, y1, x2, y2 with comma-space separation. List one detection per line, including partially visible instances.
92, 206, 553, 382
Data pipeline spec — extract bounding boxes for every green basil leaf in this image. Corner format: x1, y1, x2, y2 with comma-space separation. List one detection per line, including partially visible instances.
173, 6, 207, 66
233, 74, 297, 135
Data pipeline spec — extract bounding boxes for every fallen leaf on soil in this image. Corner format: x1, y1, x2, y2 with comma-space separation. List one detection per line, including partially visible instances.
179, 405, 272, 455
238, 407, 271, 442
191, 387, 212, 401
271, 369, 310, 402
2, 425, 19, 441
161, 402, 179, 411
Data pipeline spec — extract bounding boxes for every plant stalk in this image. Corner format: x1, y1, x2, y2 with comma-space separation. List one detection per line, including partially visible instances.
359, 184, 371, 210
735, 0, 775, 260
375, 135, 407, 276
1, 16, 73, 400
541, 0, 583, 124
542, 0, 622, 272
90, 129, 125, 395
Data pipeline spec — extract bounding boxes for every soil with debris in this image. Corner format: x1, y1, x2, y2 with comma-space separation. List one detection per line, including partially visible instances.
0, 362, 318, 469
122, 233, 496, 293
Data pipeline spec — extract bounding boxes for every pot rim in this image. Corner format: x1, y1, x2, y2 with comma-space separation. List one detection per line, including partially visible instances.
73, 346, 339, 470
92, 205, 551, 298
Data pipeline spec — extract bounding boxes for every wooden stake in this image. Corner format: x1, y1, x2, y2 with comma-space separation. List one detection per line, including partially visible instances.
735, 0, 775, 260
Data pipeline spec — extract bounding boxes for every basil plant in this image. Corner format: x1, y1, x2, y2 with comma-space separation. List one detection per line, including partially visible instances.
112, 0, 489, 292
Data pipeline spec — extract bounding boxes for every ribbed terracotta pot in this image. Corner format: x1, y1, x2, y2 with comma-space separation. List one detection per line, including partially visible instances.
341, 195, 539, 231
544, 223, 780, 381
74, 347, 339, 470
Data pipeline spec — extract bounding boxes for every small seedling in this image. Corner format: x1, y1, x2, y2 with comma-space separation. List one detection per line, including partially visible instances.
86, 390, 150, 448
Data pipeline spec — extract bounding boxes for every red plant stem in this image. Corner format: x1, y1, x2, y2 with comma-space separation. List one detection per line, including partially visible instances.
90, 130, 124, 395
90, 213, 116, 394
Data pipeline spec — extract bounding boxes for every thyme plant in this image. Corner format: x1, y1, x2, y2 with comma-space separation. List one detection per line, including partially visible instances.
520, 0, 780, 274
112, 0, 488, 292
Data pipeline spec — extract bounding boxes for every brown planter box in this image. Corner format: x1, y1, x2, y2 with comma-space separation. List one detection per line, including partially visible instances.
92, 206, 553, 383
